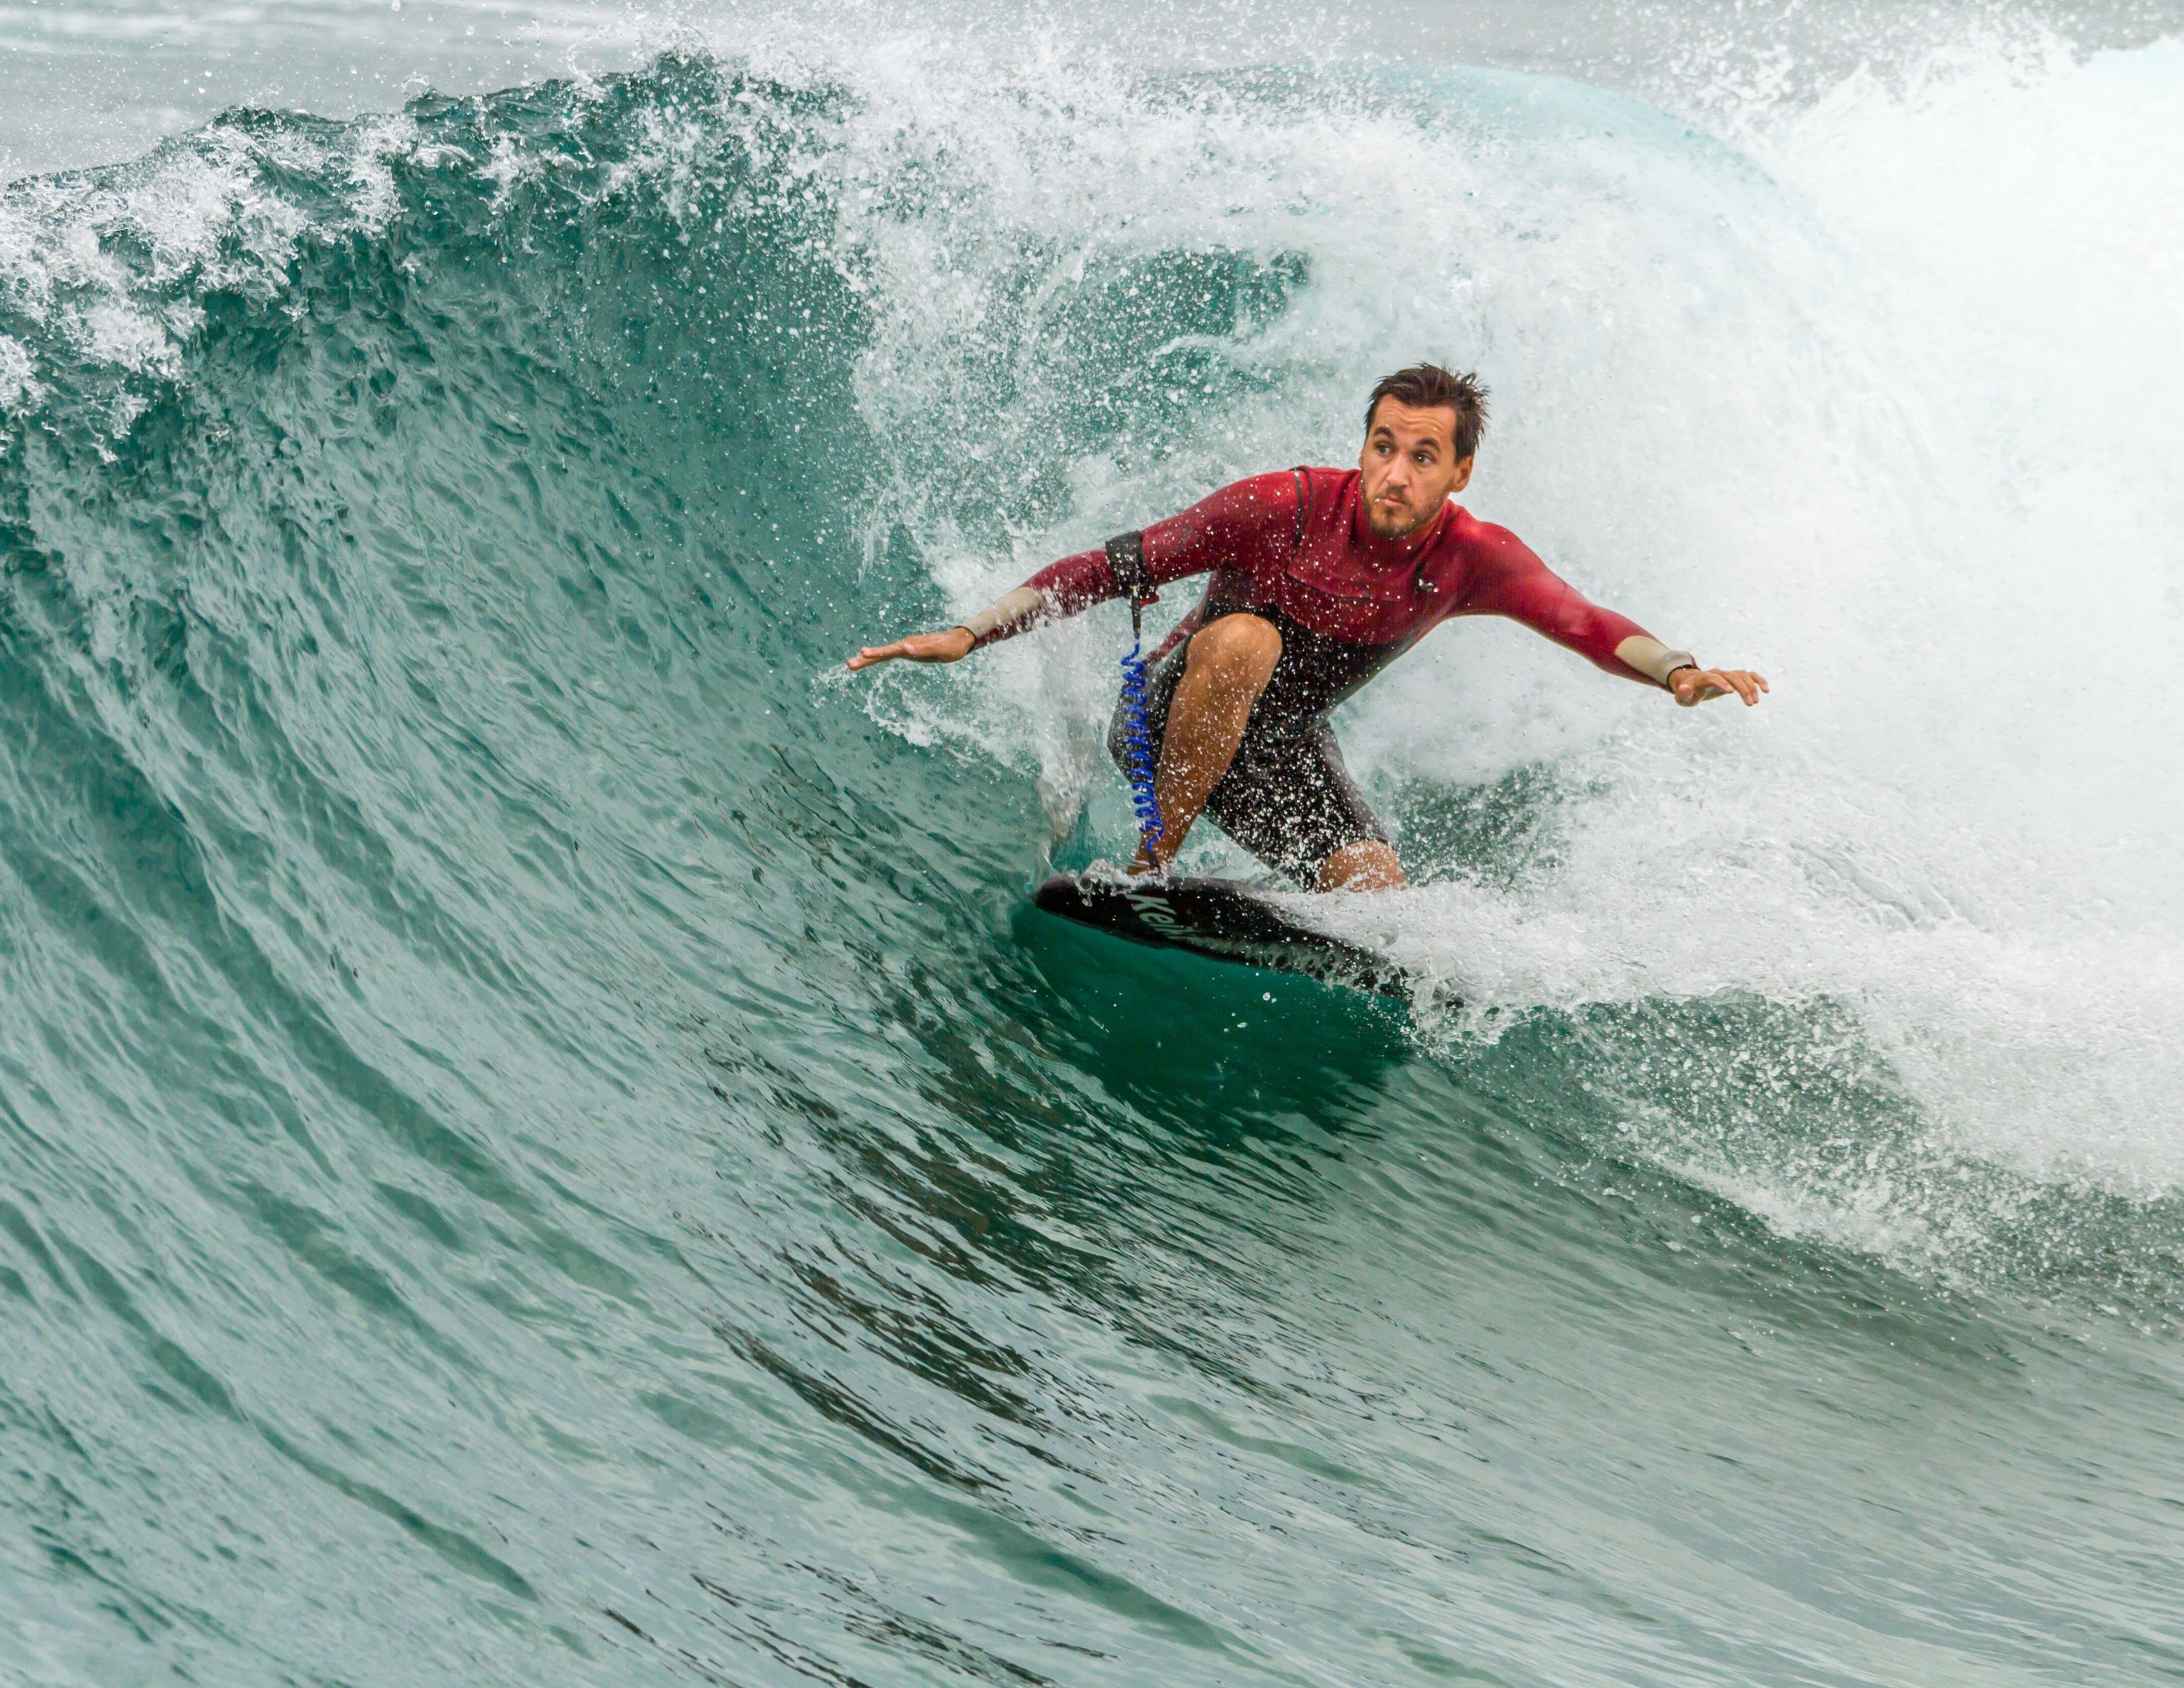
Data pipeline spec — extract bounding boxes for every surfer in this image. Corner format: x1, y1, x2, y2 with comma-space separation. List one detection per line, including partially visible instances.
848, 364, 1766, 891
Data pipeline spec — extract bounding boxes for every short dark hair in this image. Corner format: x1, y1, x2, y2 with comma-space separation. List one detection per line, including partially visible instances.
1365, 363, 1490, 460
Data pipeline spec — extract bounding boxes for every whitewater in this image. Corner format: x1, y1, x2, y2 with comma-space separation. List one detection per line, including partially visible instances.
1, 1, 2181, 1682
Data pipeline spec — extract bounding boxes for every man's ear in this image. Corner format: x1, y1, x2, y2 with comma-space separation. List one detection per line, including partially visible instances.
1449, 455, 1475, 494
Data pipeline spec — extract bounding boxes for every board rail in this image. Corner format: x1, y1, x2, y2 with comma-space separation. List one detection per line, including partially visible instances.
1032, 872, 1418, 1000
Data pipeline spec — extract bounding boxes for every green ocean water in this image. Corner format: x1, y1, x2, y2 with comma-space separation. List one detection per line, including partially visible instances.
3, 28, 2184, 1685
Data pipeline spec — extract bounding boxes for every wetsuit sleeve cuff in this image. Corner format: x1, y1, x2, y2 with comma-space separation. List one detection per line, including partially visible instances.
1614, 635, 1698, 688
958, 585, 1050, 649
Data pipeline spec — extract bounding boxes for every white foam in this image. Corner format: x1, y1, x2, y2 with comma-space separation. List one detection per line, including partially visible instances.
0, 333, 39, 410
0, 124, 328, 406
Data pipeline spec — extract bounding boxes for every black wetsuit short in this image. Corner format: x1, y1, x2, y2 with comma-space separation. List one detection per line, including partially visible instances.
1106, 602, 1397, 886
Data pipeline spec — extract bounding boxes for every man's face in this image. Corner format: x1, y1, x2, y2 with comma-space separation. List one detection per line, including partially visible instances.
1358, 398, 1473, 539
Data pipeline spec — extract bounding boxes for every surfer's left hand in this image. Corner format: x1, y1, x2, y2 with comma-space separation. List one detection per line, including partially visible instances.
1670, 666, 1768, 708
846, 627, 976, 671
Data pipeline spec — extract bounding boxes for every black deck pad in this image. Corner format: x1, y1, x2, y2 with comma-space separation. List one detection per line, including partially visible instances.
1032, 872, 1415, 1000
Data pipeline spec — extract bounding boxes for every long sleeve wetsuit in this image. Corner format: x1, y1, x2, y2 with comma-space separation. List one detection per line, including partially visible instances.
960, 467, 1692, 883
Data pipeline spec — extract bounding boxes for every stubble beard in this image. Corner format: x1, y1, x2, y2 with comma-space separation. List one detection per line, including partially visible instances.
1366, 499, 1420, 539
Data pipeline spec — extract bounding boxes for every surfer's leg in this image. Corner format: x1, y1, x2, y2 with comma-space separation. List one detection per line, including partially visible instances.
1136, 613, 1283, 871
1200, 715, 1400, 890
1318, 840, 1404, 892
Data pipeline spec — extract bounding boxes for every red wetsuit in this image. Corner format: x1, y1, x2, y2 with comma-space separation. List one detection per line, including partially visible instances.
974, 467, 1681, 882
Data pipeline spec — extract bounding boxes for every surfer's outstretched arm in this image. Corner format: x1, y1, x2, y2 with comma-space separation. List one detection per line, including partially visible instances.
1462, 526, 1768, 708
845, 475, 1298, 671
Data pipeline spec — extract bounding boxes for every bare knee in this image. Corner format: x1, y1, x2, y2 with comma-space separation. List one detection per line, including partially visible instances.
1317, 840, 1405, 892
1185, 614, 1283, 687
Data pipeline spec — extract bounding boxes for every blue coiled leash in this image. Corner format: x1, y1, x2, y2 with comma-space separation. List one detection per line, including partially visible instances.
1118, 637, 1162, 847
1105, 532, 1163, 852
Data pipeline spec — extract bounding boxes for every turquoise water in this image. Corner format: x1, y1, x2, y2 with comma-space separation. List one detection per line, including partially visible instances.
3, 26, 2184, 1685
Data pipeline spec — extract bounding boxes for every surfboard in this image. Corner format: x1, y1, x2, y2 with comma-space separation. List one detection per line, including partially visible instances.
1032, 871, 1416, 999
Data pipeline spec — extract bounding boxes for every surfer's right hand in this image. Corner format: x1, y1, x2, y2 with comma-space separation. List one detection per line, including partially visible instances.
846, 628, 976, 671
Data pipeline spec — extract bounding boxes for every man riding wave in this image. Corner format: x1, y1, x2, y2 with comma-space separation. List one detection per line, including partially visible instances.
849, 364, 1766, 892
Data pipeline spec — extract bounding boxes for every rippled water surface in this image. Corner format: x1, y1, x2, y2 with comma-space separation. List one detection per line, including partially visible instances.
1, 4, 2182, 1683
